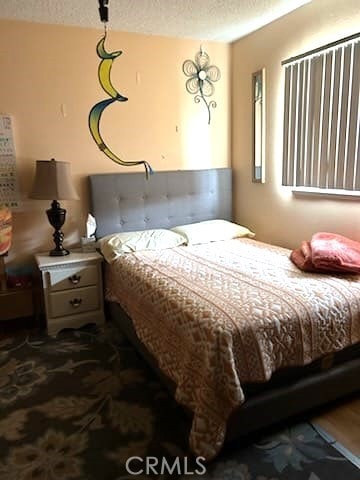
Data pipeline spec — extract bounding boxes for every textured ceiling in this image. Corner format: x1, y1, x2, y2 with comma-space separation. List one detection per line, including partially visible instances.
0, 0, 311, 42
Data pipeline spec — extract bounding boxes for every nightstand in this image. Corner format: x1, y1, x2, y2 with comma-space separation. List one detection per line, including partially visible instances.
35, 250, 105, 336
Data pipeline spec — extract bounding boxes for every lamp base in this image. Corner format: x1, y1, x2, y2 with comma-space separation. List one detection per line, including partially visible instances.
49, 247, 70, 257
46, 200, 70, 257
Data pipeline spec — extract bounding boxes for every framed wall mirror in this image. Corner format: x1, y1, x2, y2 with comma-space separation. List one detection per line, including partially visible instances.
252, 69, 265, 183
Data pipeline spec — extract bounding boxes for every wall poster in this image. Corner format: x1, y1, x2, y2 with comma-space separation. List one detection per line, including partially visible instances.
0, 114, 19, 208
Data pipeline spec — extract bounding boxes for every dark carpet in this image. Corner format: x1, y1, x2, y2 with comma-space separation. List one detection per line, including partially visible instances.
0, 324, 358, 480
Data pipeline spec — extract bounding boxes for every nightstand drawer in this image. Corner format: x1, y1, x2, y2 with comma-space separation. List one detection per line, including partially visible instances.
49, 286, 99, 318
48, 265, 97, 292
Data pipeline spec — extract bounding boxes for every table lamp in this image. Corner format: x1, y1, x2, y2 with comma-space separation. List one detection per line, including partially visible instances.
30, 159, 79, 256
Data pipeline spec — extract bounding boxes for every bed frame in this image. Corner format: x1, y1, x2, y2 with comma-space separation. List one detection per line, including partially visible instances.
89, 168, 360, 444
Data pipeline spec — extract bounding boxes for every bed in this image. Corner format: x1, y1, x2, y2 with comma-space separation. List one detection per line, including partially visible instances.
89, 168, 360, 460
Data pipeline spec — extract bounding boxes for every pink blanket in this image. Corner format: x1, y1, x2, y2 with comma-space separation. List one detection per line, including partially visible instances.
291, 232, 360, 274
290, 241, 317, 272
311, 232, 360, 273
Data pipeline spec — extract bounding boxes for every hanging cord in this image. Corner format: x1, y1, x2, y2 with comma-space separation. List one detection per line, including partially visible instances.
98, 0, 109, 23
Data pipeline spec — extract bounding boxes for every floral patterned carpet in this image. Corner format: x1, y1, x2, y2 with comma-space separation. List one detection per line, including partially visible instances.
0, 324, 358, 480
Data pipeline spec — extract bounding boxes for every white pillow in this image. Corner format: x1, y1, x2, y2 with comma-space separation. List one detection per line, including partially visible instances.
171, 219, 255, 245
99, 229, 186, 263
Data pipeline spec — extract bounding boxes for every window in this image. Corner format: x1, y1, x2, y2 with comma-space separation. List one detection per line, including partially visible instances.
282, 34, 360, 192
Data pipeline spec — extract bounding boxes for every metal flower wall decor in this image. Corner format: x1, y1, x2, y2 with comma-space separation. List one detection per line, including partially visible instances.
183, 47, 221, 124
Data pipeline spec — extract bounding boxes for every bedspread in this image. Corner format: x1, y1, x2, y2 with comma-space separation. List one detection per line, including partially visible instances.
105, 238, 360, 460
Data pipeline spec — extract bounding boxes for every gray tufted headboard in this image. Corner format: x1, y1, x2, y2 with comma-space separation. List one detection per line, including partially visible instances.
89, 168, 232, 238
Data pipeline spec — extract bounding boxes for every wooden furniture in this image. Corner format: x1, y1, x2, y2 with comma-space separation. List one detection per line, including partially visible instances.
0, 254, 37, 324
0, 286, 35, 322
35, 250, 105, 336
0, 254, 7, 291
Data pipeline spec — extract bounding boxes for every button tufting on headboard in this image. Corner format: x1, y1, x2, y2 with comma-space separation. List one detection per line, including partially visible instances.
89, 168, 232, 238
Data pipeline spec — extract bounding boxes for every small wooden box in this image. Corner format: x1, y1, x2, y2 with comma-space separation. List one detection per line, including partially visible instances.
0, 287, 34, 321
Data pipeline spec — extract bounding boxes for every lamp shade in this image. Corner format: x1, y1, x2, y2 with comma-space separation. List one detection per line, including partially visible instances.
30, 159, 79, 200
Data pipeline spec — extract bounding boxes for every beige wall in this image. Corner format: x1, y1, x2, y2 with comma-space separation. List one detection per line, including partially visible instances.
232, 0, 360, 249
0, 20, 230, 267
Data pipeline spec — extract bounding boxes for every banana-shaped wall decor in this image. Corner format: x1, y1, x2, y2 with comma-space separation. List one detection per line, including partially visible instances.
88, 33, 153, 178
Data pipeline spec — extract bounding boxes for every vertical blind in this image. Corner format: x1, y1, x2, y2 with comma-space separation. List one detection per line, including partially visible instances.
282, 37, 360, 190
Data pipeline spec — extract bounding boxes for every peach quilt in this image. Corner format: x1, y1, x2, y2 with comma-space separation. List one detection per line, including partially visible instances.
105, 238, 360, 460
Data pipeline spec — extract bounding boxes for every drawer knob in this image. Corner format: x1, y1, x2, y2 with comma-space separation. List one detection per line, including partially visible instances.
69, 274, 81, 285
69, 298, 82, 308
